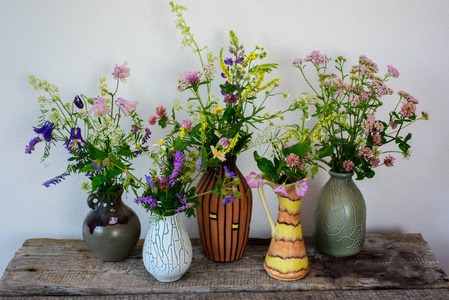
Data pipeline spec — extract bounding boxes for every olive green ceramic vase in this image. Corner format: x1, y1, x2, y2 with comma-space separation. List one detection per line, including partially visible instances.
82, 189, 141, 261
313, 171, 366, 257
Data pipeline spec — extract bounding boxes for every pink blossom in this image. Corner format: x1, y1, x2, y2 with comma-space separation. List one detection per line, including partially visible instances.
350, 94, 360, 105
218, 137, 230, 149
148, 115, 157, 125
401, 102, 416, 117
294, 180, 308, 197
388, 65, 400, 78
304, 50, 331, 65
398, 90, 419, 104
155, 105, 168, 119
224, 93, 238, 105
181, 119, 193, 130
285, 153, 300, 167
343, 160, 354, 172
370, 157, 380, 167
358, 55, 378, 73
112, 62, 130, 83
274, 185, 288, 197
358, 147, 372, 160
422, 111, 429, 120
115, 97, 138, 116
284, 143, 294, 148
177, 70, 203, 91
361, 114, 376, 134
373, 133, 382, 146
389, 120, 398, 130
292, 58, 303, 67
245, 172, 263, 188
383, 155, 396, 167
88, 96, 112, 118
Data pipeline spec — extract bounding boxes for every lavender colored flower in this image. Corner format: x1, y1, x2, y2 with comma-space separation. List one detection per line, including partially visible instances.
73, 95, 84, 109
222, 194, 236, 206
292, 58, 303, 67
224, 167, 236, 178
135, 195, 157, 210
158, 175, 168, 189
169, 151, 185, 186
177, 70, 203, 91
196, 156, 202, 172
142, 128, 151, 144
25, 136, 42, 154
91, 160, 102, 172
145, 175, 154, 189
175, 193, 191, 212
224, 58, 233, 66
42, 172, 69, 188
245, 172, 263, 188
33, 121, 56, 142
112, 61, 130, 83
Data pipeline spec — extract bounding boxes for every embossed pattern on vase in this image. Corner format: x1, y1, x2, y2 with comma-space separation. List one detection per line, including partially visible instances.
313, 171, 366, 257
143, 214, 192, 282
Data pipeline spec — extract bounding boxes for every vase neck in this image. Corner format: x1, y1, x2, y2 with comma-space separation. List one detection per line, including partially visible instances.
328, 170, 354, 180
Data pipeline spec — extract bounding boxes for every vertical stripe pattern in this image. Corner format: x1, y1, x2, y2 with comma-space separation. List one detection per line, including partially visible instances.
195, 156, 253, 262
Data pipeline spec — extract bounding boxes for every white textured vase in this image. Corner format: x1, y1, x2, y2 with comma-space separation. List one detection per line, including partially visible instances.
142, 214, 192, 282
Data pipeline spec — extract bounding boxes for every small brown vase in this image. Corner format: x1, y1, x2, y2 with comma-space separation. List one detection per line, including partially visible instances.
82, 189, 141, 261
195, 156, 253, 262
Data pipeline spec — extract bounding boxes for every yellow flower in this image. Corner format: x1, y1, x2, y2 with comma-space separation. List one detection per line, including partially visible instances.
219, 49, 230, 80
211, 145, 226, 161
157, 140, 165, 146
214, 106, 223, 115
225, 133, 239, 153
242, 52, 258, 68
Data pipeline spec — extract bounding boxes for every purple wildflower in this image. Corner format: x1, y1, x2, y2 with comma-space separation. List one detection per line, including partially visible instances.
222, 194, 236, 206
25, 136, 42, 154
145, 175, 154, 189
158, 175, 168, 189
142, 128, 151, 144
73, 95, 84, 109
224, 167, 236, 178
197, 156, 202, 172
224, 58, 233, 66
169, 151, 185, 187
91, 160, 102, 172
33, 121, 56, 142
135, 196, 157, 210
304, 50, 331, 65
175, 193, 191, 212
64, 127, 87, 154
218, 137, 230, 149
42, 172, 69, 188
224, 93, 238, 105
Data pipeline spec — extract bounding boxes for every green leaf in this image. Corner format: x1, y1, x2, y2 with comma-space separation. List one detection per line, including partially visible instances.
283, 142, 312, 157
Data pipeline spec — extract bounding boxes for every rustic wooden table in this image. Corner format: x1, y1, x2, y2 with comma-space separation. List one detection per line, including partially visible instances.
0, 233, 448, 299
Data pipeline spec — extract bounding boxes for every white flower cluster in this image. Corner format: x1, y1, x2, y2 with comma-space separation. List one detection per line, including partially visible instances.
90, 118, 123, 147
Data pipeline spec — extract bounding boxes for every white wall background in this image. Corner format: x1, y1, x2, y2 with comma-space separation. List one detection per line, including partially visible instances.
1, 0, 448, 278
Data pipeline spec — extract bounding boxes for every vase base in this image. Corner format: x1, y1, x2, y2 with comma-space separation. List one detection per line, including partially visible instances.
264, 262, 310, 281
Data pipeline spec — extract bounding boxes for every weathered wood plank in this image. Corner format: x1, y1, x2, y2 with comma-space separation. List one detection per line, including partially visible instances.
0, 234, 448, 298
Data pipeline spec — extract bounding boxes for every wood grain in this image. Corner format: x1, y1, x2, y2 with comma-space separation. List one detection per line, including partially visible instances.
0, 234, 448, 299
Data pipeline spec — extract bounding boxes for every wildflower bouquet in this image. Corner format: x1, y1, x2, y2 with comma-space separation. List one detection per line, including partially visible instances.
292, 51, 429, 180
165, 2, 297, 165
134, 106, 240, 218
26, 62, 150, 196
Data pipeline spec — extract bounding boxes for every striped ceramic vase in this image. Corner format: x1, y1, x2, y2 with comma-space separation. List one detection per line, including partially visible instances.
195, 156, 253, 262
258, 179, 309, 280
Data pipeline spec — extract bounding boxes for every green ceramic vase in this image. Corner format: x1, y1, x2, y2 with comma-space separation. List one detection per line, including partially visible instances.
313, 171, 366, 257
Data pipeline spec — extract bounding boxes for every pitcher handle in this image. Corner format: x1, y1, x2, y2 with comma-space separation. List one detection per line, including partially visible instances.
257, 179, 278, 237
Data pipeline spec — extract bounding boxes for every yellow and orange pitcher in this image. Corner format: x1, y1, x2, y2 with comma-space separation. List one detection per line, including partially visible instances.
257, 179, 309, 280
